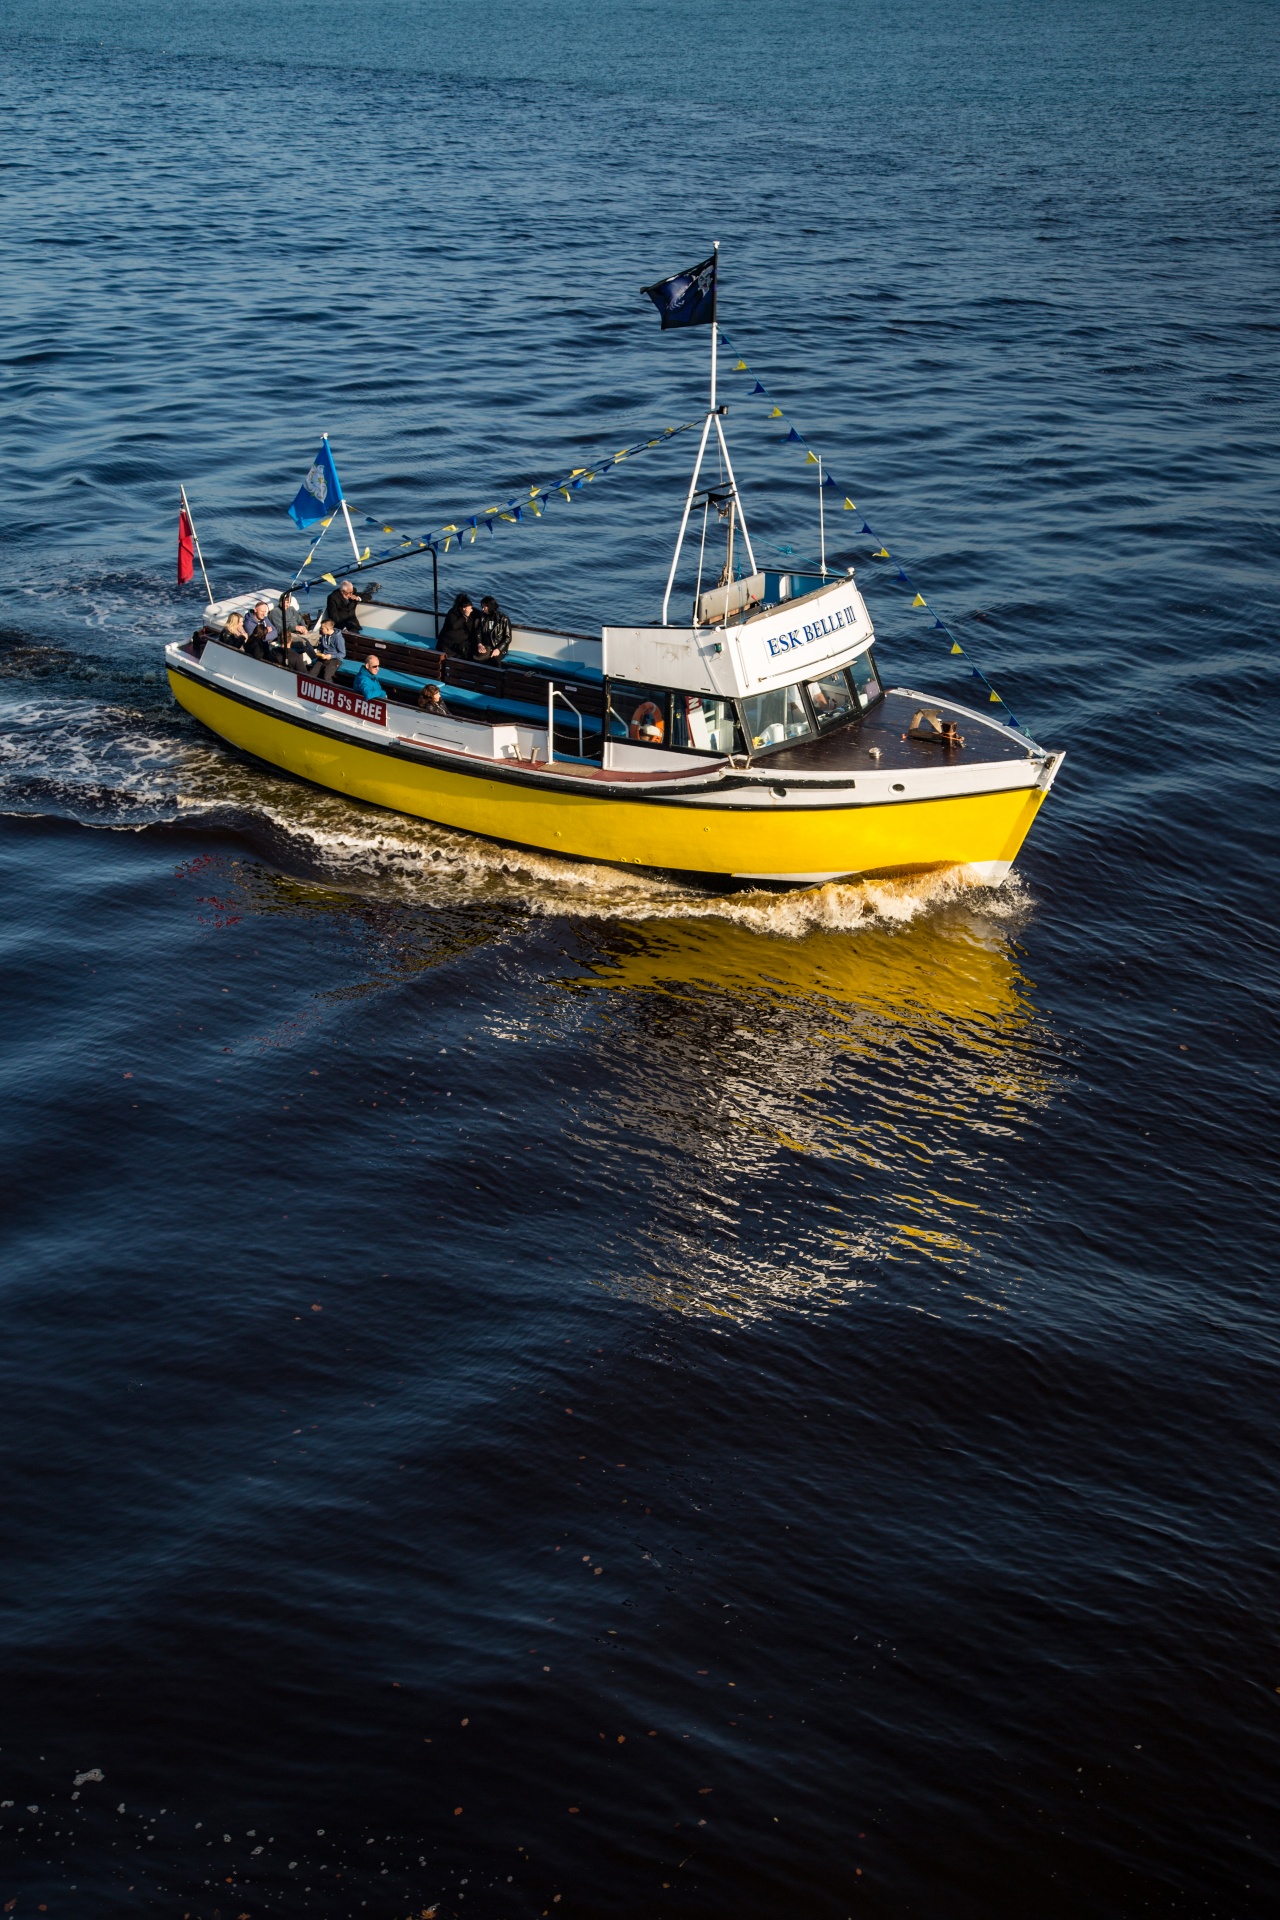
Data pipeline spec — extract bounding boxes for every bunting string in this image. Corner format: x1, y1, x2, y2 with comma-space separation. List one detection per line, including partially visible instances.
294, 420, 699, 593
716, 331, 1021, 728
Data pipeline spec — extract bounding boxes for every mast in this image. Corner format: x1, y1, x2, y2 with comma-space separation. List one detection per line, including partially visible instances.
661, 240, 756, 625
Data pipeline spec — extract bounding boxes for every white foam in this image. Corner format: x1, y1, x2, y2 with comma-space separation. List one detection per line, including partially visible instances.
0, 684, 1033, 936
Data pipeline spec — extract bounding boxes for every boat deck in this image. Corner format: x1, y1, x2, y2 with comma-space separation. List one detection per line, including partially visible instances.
761, 691, 1031, 774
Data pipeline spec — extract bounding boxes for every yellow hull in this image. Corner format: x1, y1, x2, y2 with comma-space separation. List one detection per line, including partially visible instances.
170, 667, 1050, 883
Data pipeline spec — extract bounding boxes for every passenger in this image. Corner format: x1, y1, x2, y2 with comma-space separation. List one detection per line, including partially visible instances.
243, 600, 279, 657
416, 682, 448, 715
221, 611, 248, 649
471, 594, 512, 662
324, 577, 369, 635
438, 592, 475, 659
629, 698, 665, 743
309, 617, 345, 684
351, 653, 388, 702
285, 626, 317, 675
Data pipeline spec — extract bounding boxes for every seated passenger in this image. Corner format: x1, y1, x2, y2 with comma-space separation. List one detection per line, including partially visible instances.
629, 699, 665, 744
438, 592, 475, 659
220, 612, 248, 649
285, 627, 317, 674
416, 682, 448, 715
324, 577, 372, 635
472, 595, 512, 662
351, 653, 388, 702
309, 617, 345, 684
243, 600, 280, 657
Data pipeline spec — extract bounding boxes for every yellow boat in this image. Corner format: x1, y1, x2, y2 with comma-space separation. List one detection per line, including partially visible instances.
167, 566, 1059, 887
167, 312, 1060, 887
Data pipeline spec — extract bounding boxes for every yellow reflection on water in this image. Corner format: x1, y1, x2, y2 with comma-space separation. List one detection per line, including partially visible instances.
564, 902, 1056, 1323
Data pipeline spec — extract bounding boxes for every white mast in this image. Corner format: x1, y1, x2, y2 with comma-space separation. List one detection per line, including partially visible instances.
661, 241, 756, 625
327, 434, 363, 566
819, 455, 827, 576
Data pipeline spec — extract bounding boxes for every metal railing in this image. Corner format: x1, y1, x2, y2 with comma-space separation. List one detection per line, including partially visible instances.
546, 683, 585, 763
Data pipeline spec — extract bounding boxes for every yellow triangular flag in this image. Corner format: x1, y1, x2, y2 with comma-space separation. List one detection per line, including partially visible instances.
911, 593, 926, 608
615, 450, 627, 460
735, 359, 747, 371
571, 468, 587, 477
770, 406, 783, 418
321, 572, 336, 584
559, 487, 572, 501
805, 450, 819, 464
360, 547, 370, 561
843, 498, 856, 511
500, 512, 516, 522
874, 547, 890, 559
950, 641, 963, 655
383, 524, 394, 533
989, 690, 1002, 703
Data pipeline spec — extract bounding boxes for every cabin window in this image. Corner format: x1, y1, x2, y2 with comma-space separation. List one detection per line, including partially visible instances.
848, 648, 883, 711
804, 669, 859, 730
608, 684, 670, 746
740, 683, 812, 752
669, 693, 744, 756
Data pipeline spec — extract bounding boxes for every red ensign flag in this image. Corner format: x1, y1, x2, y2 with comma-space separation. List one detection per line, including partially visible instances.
178, 503, 195, 584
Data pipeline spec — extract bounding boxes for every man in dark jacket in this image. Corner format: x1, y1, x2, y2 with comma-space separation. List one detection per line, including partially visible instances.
439, 592, 476, 658
472, 595, 512, 661
324, 578, 373, 635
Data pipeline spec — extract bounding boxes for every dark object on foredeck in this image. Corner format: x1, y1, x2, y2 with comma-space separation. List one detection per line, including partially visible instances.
906, 708, 964, 748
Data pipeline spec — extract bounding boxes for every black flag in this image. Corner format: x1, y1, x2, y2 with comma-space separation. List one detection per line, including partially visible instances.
641, 254, 716, 329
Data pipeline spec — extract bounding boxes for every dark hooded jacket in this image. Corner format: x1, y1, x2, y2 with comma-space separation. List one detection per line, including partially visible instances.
438, 599, 475, 658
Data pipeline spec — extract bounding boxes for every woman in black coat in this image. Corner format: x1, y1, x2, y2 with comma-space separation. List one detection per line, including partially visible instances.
438, 593, 475, 658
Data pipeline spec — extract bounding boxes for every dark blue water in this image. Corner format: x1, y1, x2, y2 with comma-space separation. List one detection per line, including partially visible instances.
2, 3, 1278, 1914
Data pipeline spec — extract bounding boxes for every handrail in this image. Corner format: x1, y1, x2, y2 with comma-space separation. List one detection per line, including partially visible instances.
546, 683, 585, 763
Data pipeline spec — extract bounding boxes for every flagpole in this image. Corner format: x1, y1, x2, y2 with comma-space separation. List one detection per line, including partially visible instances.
710, 240, 719, 410
179, 485, 214, 606
324, 435, 363, 566
818, 456, 827, 576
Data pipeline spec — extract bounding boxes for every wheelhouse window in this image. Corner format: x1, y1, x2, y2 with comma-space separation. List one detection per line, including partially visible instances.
848, 648, 883, 711
740, 683, 812, 752
669, 693, 744, 756
804, 669, 859, 730
608, 684, 669, 746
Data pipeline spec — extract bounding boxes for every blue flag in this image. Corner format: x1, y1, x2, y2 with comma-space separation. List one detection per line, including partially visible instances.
287, 438, 344, 529
642, 254, 716, 329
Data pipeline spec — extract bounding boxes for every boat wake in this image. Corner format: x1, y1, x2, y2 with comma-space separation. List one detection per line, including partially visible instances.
0, 664, 1033, 939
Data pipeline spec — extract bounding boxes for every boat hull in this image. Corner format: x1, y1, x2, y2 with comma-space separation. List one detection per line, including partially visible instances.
169, 663, 1054, 886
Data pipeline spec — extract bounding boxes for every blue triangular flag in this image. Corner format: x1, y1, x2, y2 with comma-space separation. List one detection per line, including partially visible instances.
786, 428, 803, 443
861, 522, 874, 534
752, 381, 767, 394
896, 568, 910, 583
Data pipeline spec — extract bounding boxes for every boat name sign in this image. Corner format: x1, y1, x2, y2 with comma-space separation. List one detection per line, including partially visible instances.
762, 599, 861, 661
297, 675, 387, 726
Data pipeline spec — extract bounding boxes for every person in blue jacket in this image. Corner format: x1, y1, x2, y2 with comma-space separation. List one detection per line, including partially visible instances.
352, 653, 388, 702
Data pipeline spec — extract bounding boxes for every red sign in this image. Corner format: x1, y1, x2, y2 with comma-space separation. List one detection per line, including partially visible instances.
296, 675, 387, 726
